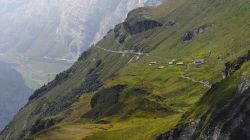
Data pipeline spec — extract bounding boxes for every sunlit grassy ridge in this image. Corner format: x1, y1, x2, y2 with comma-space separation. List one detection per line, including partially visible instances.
34, 0, 250, 139
1, 0, 250, 139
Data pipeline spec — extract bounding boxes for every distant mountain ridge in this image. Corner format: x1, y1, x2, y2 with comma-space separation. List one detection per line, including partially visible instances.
0, 62, 32, 131
0, 0, 163, 61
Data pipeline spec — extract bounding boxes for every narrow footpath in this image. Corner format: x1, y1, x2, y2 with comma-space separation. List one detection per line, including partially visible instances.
181, 74, 212, 89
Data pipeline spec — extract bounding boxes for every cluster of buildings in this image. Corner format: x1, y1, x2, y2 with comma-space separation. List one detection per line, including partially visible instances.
149, 61, 165, 69
168, 59, 184, 65
148, 59, 205, 69
168, 59, 205, 66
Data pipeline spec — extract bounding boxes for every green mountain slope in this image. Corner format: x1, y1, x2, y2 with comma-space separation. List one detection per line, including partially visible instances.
1, 0, 250, 139
157, 52, 250, 140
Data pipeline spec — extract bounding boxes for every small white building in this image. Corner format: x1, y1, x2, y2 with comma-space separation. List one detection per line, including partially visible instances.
169, 59, 177, 65
169, 62, 174, 65
158, 66, 165, 69
149, 61, 157, 64
194, 59, 205, 65
176, 62, 184, 65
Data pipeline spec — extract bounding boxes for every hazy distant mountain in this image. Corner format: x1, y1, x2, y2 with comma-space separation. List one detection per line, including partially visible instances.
0, 62, 31, 131
0, 0, 163, 61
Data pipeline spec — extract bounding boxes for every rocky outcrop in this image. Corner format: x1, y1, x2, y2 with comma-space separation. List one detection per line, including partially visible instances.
157, 86, 250, 140
123, 8, 163, 35
124, 19, 163, 35
182, 25, 211, 42
224, 51, 250, 77
79, 60, 103, 93
30, 117, 62, 136
238, 77, 250, 94
165, 20, 176, 26
156, 119, 201, 140
114, 24, 128, 44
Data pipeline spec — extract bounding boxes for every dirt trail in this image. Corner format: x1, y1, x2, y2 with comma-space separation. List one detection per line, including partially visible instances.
95, 46, 144, 56
95, 45, 168, 60
181, 74, 212, 88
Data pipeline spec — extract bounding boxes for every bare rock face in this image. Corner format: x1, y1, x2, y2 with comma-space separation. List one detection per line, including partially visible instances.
124, 20, 163, 34
156, 119, 201, 140
182, 25, 211, 42
224, 51, 250, 77
122, 8, 163, 35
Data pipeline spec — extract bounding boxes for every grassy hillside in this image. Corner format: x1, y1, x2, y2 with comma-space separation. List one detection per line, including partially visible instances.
1, 0, 250, 139
157, 56, 250, 139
